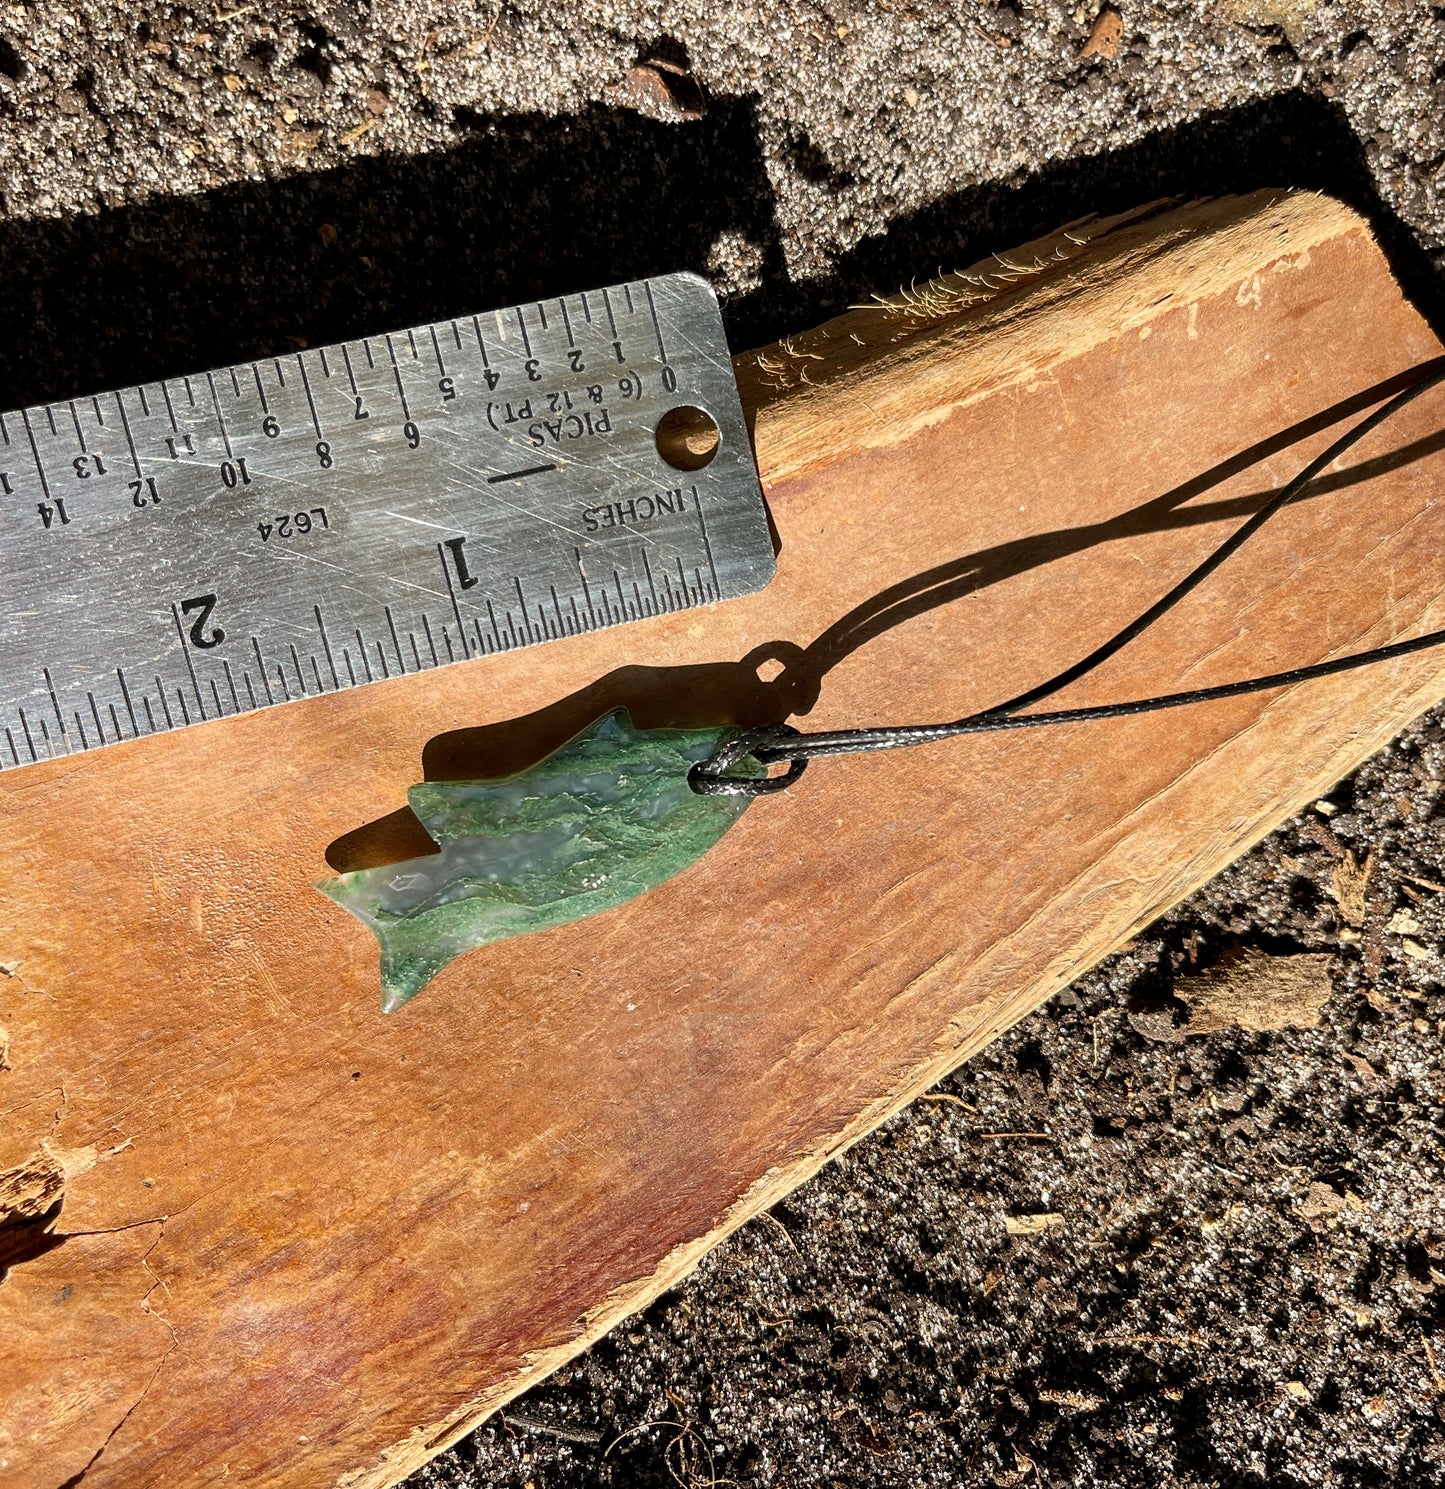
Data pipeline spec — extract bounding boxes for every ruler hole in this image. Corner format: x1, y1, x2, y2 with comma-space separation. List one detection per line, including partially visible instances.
655, 405, 719, 471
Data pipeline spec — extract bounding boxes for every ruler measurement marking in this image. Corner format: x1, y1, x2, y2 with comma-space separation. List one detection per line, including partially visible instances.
230, 367, 242, 398
580, 292, 592, 326
138, 386, 151, 417
341, 344, 359, 396
406, 329, 419, 360
251, 639, 275, 705
429, 324, 447, 376
559, 298, 575, 347
171, 605, 209, 719
183, 376, 196, 407
21, 410, 52, 501
309, 657, 323, 695
68, 401, 86, 449
88, 690, 106, 741
575, 549, 598, 627
205, 373, 234, 458
272, 358, 287, 388
450, 319, 463, 351
692, 485, 723, 598
516, 307, 532, 359
375, 641, 390, 679
42, 668, 68, 749
114, 391, 142, 477
45, 406, 57, 437
644, 280, 668, 362
222, 659, 241, 713
0, 412, 9, 445
210, 678, 224, 717
385, 336, 411, 421
488, 463, 556, 484
117, 668, 140, 736
601, 287, 618, 337
288, 644, 306, 696
384, 606, 405, 674
355, 629, 374, 682
296, 355, 323, 439
437, 544, 473, 659
515, 578, 537, 643
155, 677, 174, 729
252, 364, 270, 414
421, 613, 439, 667
4, 727, 17, 764
92, 397, 104, 427
623, 285, 634, 315
175, 689, 191, 725
73, 710, 89, 749
242, 671, 257, 709
319, 348, 332, 379
471, 315, 491, 367
160, 380, 178, 430
315, 606, 340, 690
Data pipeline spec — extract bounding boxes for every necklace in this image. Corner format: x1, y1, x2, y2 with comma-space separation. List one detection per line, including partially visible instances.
319, 360, 1445, 1010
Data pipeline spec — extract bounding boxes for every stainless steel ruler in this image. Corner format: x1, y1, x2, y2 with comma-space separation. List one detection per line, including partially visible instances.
0, 272, 774, 770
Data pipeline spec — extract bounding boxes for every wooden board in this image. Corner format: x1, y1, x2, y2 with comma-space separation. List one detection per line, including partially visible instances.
3, 190, 1445, 1488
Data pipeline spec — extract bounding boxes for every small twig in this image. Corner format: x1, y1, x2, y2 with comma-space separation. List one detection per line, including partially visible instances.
919, 1092, 978, 1111
758, 1210, 800, 1254
1091, 1332, 1211, 1348
1424, 1336, 1445, 1395
502, 1411, 602, 1446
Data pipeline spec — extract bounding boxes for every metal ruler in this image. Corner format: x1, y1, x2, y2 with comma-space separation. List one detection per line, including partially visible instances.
0, 272, 773, 771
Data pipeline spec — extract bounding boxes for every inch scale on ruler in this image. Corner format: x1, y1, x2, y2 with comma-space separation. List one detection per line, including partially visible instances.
0, 272, 774, 771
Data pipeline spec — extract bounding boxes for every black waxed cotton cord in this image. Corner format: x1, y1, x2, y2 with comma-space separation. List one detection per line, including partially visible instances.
690, 361, 1445, 798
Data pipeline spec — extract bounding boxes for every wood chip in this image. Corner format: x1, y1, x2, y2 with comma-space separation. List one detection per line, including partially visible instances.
1330, 848, 1373, 925
603, 62, 706, 122
1177, 947, 1332, 1035
1005, 1212, 1065, 1236
1080, 7, 1124, 58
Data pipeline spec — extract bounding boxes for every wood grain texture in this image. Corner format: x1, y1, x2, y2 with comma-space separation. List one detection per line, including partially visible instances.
3, 190, 1445, 1488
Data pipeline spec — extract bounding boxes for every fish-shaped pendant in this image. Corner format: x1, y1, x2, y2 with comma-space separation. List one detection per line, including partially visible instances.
316, 711, 755, 1011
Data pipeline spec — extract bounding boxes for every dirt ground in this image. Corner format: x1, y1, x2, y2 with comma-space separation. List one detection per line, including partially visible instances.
1, 1, 1443, 1485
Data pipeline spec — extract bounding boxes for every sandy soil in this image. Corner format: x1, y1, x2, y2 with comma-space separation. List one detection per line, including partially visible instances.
1, 2, 1442, 1484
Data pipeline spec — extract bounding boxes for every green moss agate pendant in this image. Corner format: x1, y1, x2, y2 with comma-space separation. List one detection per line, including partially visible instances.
316, 711, 754, 1012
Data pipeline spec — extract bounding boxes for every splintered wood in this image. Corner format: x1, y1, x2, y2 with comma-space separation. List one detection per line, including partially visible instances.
3, 191, 1445, 1488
